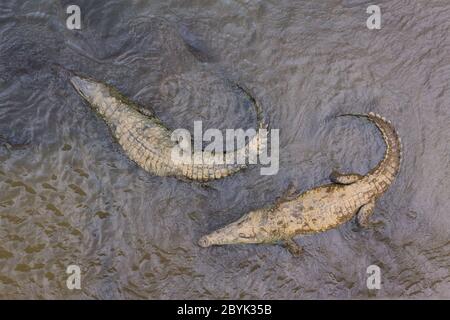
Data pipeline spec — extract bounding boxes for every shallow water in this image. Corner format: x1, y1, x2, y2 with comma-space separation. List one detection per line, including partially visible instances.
0, 0, 449, 299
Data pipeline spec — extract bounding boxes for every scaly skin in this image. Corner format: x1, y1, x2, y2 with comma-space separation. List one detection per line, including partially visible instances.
70, 75, 266, 182
198, 112, 402, 253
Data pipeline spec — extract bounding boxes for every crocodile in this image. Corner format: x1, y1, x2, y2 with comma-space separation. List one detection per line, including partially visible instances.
198, 112, 402, 254
69, 73, 266, 181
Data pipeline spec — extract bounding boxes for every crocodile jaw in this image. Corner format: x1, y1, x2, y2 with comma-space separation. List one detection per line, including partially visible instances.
198, 209, 272, 247
70, 76, 97, 103
198, 228, 262, 247
197, 225, 255, 247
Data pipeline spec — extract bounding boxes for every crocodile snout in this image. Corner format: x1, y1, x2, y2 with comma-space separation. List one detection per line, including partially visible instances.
198, 236, 211, 248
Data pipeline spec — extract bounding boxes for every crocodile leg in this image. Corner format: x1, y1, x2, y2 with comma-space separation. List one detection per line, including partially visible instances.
283, 239, 303, 256
330, 171, 363, 184
356, 199, 376, 228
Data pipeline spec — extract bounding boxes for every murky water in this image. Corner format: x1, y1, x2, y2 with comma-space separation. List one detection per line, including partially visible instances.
0, 0, 449, 299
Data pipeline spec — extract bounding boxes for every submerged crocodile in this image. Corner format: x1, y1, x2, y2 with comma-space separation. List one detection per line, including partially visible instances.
198, 112, 402, 254
70, 73, 266, 181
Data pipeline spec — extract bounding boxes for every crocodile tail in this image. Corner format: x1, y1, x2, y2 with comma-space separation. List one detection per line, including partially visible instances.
186, 83, 268, 182
232, 83, 268, 156
337, 112, 402, 176
234, 83, 267, 130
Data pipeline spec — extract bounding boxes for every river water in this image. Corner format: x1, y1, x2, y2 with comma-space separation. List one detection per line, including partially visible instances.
0, 0, 449, 299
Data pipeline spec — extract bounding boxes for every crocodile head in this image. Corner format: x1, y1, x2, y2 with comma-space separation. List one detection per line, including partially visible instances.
70, 75, 113, 112
70, 76, 96, 102
198, 208, 272, 247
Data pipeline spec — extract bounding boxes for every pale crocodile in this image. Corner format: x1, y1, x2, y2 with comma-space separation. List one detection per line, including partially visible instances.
70, 73, 266, 181
198, 112, 402, 254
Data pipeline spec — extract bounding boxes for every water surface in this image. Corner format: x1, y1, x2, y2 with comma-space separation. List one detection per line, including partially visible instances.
0, 0, 449, 299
